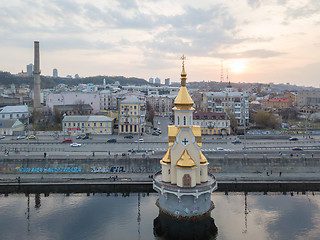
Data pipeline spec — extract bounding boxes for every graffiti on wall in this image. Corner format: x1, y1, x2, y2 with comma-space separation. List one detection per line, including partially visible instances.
91, 166, 126, 173
18, 167, 82, 173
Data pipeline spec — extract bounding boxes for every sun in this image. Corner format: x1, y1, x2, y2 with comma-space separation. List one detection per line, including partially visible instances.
229, 59, 246, 73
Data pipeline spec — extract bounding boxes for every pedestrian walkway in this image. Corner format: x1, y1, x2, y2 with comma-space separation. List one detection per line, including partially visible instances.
1, 172, 320, 184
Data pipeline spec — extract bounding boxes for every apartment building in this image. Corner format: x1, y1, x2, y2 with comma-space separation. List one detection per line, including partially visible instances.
193, 111, 230, 135
146, 95, 175, 116
118, 96, 146, 134
205, 91, 249, 126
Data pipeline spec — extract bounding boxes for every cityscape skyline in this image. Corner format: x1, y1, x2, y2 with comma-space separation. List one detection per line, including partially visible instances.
0, 0, 319, 87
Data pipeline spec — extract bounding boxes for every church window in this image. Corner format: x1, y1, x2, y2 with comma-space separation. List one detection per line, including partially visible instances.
168, 169, 170, 174
189, 116, 192, 125
200, 170, 202, 176
177, 116, 180, 125
183, 116, 186, 125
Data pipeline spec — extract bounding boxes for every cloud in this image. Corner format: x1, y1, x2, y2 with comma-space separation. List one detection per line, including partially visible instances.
221, 49, 285, 59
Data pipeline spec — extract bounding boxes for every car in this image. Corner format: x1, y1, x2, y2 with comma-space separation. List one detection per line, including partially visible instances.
152, 132, 160, 136
28, 135, 36, 139
124, 135, 134, 139
76, 135, 82, 139
232, 139, 241, 144
16, 136, 26, 140
0, 135, 5, 139
70, 143, 82, 147
292, 147, 303, 151
217, 147, 225, 151
289, 137, 298, 141
82, 135, 89, 140
107, 138, 117, 143
157, 121, 160, 125
135, 138, 144, 143
62, 139, 73, 143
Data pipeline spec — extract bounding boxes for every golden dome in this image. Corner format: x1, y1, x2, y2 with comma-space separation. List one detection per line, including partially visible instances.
160, 148, 171, 165
176, 149, 197, 169
200, 151, 209, 165
173, 57, 194, 110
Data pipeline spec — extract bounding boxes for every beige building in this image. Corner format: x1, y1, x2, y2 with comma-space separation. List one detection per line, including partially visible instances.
118, 96, 146, 134
62, 115, 114, 136
193, 111, 230, 135
0, 119, 24, 135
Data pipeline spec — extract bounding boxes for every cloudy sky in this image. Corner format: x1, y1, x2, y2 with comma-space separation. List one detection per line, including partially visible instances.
1, 0, 319, 87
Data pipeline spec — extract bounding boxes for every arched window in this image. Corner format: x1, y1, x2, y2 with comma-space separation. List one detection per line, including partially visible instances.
183, 116, 186, 126
177, 116, 180, 125
189, 116, 192, 125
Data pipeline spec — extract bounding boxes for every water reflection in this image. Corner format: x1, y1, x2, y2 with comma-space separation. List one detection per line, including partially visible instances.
153, 212, 218, 240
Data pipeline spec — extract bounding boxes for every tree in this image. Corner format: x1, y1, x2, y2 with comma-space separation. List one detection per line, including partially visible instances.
253, 111, 280, 129
226, 109, 238, 133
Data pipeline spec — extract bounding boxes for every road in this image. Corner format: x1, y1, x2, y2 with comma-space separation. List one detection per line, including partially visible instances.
0, 116, 319, 155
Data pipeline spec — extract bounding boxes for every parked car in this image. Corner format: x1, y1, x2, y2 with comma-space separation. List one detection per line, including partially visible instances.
292, 147, 303, 151
28, 135, 36, 139
16, 136, 26, 140
232, 139, 241, 144
135, 138, 144, 143
152, 131, 160, 136
0, 135, 5, 139
107, 138, 117, 143
289, 137, 298, 141
217, 147, 225, 151
70, 143, 82, 147
124, 134, 134, 139
62, 139, 73, 143
76, 135, 82, 139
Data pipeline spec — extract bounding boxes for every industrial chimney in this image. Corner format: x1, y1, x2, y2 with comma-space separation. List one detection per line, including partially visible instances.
33, 41, 41, 108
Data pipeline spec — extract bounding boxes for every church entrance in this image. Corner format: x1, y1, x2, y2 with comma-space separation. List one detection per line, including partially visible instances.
183, 174, 191, 187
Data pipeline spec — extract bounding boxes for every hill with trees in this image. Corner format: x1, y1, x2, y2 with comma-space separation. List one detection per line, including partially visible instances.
0, 71, 150, 89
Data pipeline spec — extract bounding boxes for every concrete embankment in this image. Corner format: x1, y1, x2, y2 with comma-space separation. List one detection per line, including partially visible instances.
1, 173, 320, 194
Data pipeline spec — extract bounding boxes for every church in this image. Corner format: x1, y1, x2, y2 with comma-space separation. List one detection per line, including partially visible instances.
153, 57, 217, 218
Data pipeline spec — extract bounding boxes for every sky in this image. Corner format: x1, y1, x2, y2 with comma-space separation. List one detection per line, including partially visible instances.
0, 0, 319, 87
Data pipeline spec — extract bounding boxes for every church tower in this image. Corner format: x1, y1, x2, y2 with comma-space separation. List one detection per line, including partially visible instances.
153, 56, 217, 218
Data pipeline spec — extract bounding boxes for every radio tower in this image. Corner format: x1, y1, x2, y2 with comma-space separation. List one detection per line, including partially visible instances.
220, 59, 224, 83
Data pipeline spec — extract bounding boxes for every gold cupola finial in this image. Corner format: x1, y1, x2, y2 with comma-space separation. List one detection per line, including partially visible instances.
181, 54, 187, 86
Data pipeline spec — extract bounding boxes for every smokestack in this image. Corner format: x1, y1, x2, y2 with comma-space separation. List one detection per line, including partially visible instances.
33, 41, 41, 108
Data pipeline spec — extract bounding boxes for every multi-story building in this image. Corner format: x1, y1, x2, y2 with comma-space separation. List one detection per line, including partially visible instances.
205, 91, 249, 126
99, 90, 118, 110
283, 92, 297, 106
297, 90, 320, 107
27, 64, 33, 77
193, 111, 230, 135
165, 78, 170, 86
146, 95, 175, 116
46, 92, 100, 114
149, 78, 154, 84
261, 98, 293, 109
62, 115, 114, 136
155, 77, 161, 85
53, 68, 58, 78
118, 96, 146, 134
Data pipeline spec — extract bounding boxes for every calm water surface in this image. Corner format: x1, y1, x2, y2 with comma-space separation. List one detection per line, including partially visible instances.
1, 192, 320, 240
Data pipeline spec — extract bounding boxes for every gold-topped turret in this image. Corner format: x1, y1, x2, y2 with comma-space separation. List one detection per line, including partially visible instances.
173, 55, 194, 110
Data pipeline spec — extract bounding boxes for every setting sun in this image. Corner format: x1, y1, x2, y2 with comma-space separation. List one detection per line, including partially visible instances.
229, 59, 246, 73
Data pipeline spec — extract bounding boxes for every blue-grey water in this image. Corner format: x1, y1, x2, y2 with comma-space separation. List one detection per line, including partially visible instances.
1, 191, 320, 240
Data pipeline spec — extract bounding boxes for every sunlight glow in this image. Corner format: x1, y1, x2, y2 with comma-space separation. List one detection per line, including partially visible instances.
229, 59, 246, 73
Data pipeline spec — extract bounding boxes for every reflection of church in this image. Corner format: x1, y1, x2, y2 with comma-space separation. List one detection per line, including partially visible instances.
153, 212, 218, 240
153, 57, 217, 218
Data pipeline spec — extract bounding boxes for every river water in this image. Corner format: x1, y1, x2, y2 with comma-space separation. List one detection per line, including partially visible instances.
1, 191, 319, 240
